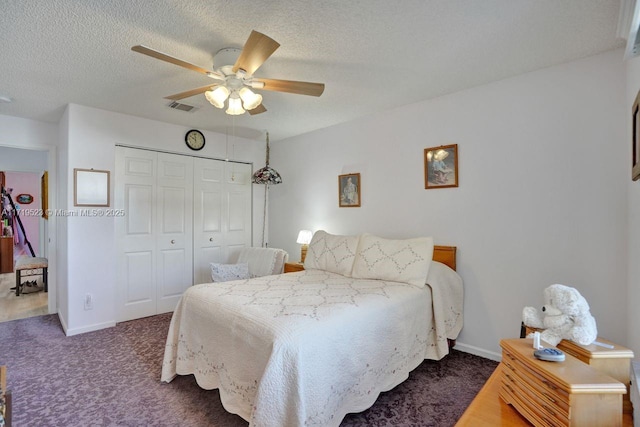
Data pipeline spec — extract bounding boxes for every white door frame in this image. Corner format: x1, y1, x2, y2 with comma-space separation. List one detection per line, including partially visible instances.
0, 143, 57, 315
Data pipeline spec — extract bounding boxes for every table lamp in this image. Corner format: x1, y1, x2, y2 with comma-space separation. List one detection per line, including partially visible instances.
296, 230, 313, 263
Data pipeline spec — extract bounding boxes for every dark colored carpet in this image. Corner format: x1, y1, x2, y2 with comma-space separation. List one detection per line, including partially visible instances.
0, 314, 497, 427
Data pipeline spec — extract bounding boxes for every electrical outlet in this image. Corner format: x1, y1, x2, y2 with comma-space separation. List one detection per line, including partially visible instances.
84, 293, 93, 310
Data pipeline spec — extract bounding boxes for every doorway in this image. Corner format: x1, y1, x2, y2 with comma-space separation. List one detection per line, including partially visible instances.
0, 145, 54, 323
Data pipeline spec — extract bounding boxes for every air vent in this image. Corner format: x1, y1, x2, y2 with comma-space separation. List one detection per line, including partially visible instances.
168, 101, 197, 112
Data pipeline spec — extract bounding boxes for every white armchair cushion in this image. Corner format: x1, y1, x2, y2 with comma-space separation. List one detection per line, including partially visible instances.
303, 230, 360, 277
352, 233, 434, 287
210, 262, 250, 282
237, 247, 289, 277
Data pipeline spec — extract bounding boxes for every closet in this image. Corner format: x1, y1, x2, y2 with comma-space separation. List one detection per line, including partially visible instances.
115, 146, 252, 322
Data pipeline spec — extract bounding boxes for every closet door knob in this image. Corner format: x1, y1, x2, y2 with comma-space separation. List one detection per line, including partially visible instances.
170, 240, 175, 244
209, 238, 213, 242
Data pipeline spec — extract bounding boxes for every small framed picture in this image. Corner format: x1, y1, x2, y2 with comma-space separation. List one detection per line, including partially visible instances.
633, 90, 640, 181
339, 173, 361, 207
424, 144, 458, 189
16, 194, 34, 204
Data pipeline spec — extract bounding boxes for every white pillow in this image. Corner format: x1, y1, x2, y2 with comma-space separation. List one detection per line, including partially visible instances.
351, 233, 434, 287
210, 262, 250, 282
303, 230, 360, 277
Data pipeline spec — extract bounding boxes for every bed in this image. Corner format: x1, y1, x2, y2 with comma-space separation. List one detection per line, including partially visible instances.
161, 231, 463, 427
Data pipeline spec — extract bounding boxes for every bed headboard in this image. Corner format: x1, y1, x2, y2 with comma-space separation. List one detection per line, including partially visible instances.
433, 245, 457, 271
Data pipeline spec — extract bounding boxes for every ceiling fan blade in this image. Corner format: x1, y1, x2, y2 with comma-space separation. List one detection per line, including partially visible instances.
164, 84, 219, 101
232, 31, 280, 75
254, 78, 325, 97
248, 103, 267, 115
132, 45, 224, 80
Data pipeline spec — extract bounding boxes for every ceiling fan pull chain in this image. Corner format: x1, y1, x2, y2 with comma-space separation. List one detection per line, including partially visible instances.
266, 132, 271, 166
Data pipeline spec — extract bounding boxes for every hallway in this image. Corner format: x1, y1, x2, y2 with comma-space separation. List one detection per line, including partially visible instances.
0, 272, 47, 323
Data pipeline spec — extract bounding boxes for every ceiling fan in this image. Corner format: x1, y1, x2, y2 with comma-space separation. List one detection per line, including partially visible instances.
132, 30, 325, 116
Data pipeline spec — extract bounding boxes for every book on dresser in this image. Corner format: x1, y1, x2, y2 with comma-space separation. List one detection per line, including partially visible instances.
499, 338, 626, 427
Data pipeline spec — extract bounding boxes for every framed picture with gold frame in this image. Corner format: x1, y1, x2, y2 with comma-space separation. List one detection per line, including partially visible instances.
424, 144, 458, 189
633, 90, 640, 181
338, 173, 361, 207
41, 171, 48, 219
74, 168, 110, 207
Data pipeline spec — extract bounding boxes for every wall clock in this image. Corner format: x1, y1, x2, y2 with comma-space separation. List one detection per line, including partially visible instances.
185, 129, 205, 151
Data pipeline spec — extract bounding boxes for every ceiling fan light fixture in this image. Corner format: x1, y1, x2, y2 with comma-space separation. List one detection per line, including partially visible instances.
205, 86, 230, 109
239, 87, 262, 110
248, 80, 265, 89
226, 94, 245, 115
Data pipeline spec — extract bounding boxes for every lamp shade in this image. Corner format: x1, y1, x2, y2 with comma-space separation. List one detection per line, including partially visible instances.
296, 230, 313, 245
239, 87, 263, 110
226, 95, 245, 115
205, 86, 230, 109
251, 166, 282, 185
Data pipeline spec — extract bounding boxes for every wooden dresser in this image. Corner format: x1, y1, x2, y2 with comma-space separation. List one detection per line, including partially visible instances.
522, 325, 634, 413
0, 237, 13, 274
499, 338, 626, 427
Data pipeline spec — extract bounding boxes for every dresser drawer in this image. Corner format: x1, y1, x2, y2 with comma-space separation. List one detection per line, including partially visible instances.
503, 350, 570, 410
500, 380, 557, 427
503, 372, 570, 426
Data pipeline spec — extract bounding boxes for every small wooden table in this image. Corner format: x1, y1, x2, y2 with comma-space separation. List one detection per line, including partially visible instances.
284, 262, 304, 273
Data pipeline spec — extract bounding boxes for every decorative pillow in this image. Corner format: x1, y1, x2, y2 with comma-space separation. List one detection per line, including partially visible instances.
303, 230, 360, 277
210, 262, 250, 282
352, 233, 434, 287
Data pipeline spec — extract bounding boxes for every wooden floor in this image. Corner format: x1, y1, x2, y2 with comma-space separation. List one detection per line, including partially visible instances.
456, 364, 634, 426
0, 272, 48, 323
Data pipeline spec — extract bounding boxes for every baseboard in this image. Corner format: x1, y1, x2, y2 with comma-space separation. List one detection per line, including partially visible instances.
454, 341, 502, 362
57, 312, 68, 334
64, 320, 116, 336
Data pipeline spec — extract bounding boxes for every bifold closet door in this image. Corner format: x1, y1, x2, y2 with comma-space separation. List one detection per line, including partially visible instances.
155, 152, 193, 313
115, 147, 193, 321
193, 158, 252, 285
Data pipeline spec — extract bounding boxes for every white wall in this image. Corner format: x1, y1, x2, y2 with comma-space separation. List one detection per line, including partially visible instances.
270, 49, 629, 359
62, 104, 267, 335
0, 146, 47, 171
626, 55, 640, 357
57, 108, 69, 328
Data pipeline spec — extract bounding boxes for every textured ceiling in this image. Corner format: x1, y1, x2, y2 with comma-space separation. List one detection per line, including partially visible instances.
0, 0, 625, 141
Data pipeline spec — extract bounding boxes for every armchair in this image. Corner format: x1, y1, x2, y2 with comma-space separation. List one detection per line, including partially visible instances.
210, 247, 289, 282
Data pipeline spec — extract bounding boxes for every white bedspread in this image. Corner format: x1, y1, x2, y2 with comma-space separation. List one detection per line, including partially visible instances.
162, 266, 463, 427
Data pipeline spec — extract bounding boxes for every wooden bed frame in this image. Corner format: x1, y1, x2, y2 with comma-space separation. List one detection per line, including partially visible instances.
433, 245, 458, 348
433, 245, 456, 271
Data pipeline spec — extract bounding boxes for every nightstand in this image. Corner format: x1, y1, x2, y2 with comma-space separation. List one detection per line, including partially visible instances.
284, 262, 304, 273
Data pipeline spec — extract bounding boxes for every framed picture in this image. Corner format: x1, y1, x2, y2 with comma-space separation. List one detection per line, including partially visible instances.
633, 90, 640, 181
424, 144, 458, 189
16, 194, 33, 204
339, 173, 361, 207
41, 171, 48, 219
74, 168, 110, 207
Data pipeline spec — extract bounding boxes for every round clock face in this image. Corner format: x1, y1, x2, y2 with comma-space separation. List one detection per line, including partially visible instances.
185, 129, 205, 151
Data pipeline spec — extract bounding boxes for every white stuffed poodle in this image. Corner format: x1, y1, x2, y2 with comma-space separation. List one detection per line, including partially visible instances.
522, 284, 597, 347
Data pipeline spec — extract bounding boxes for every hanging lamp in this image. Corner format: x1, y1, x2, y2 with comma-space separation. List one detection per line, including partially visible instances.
252, 132, 282, 247
252, 132, 282, 185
